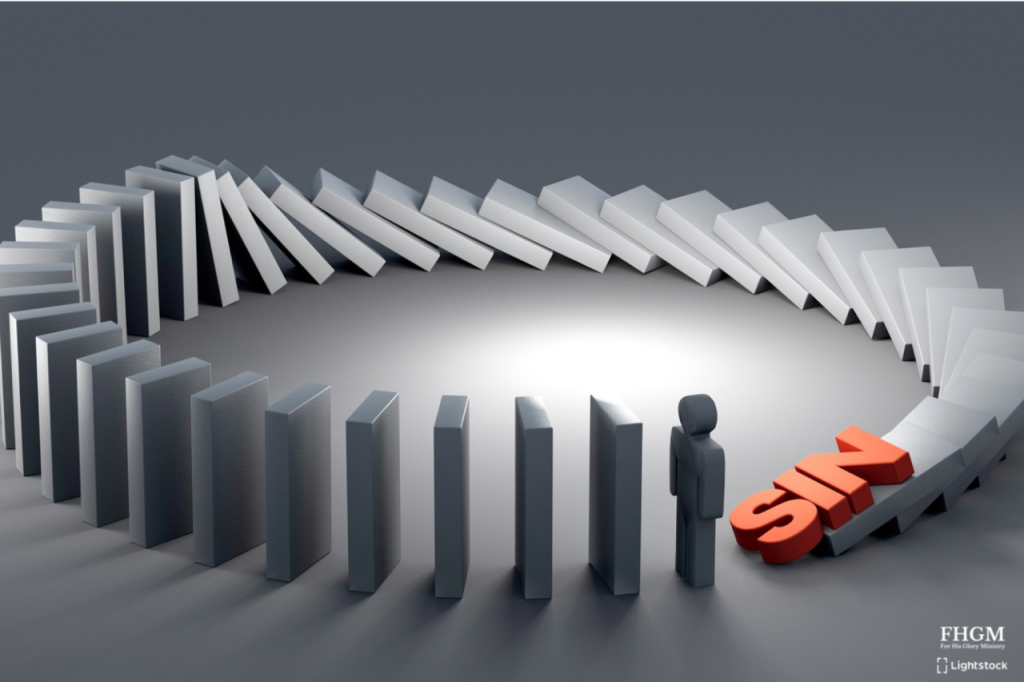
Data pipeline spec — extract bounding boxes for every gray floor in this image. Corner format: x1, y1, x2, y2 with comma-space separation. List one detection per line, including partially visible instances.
0, 4, 1022, 682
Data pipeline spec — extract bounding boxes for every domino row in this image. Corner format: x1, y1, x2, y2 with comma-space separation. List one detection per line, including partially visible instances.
1, 156, 1022, 575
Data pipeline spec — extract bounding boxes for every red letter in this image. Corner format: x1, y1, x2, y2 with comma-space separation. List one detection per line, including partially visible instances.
773, 469, 853, 529
729, 489, 823, 564
795, 426, 913, 513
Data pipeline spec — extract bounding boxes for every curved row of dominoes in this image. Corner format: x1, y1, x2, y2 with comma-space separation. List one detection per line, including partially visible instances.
0, 155, 1021, 597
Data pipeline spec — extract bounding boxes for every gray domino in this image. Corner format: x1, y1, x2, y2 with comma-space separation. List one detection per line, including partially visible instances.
945, 329, 1024, 400
156, 156, 240, 307
759, 216, 856, 324
254, 167, 386, 277
126, 166, 199, 321
14, 221, 98, 308
938, 354, 1024, 492
266, 382, 332, 582
713, 203, 816, 309
80, 183, 161, 336
935, 303, 1016, 398
600, 186, 722, 286
589, 394, 642, 596
346, 390, 401, 593
312, 169, 441, 272
189, 156, 287, 294
126, 358, 211, 548
480, 179, 610, 273
9, 301, 97, 473
898, 267, 978, 382
670, 394, 725, 588
0, 282, 86, 450
192, 372, 269, 567
434, 395, 470, 599
820, 421, 965, 556
40, 202, 126, 327
859, 246, 939, 361
817, 228, 897, 340
537, 176, 662, 273
0, 242, 82, 293
657, 190, 769, 294
219, 160, 334, 285
514, 396, 553, 600
37, 322, 124, 502
895, 396, 999, 523
424, 176, 553, 271
0, 263, 75, 289
363, 170, 493, 271
78, 341, 161, 527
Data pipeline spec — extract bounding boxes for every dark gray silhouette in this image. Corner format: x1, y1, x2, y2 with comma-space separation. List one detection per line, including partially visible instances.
670, 394, 725, 587
346, 390, 401, 593
126, 358, 211, 548
266, 382, 332, 582
191, 372, 268, 567
515, 396, 553, 600
434, 395, 470, 599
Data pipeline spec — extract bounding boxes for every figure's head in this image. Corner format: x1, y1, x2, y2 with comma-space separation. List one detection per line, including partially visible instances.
679, 394, 717, 435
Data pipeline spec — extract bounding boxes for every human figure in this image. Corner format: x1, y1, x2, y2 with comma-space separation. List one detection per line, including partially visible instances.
670, 394, 725, 587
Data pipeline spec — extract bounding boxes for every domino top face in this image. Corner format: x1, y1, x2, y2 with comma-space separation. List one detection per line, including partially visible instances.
363, 171, 493, 270
713, 203, 814, 309
422, 176, 552, 271
126, 164, 194, 190
590, 394, 641, 428
347, 389, 399, 425
253, 165, 307, 200
128, 357, 211, 387
80, 182, 152, 199
600, 185, 720, 285
859, 246, 939, 360
816, 227, 897, 339
42, 201, 119, 221
898, 266, 977, 381
946, 329, 1024, 397
192, 371, 268, 404
759, 215, 853, 324
187, 156, 230, 179
515, 396, 551, 431
156, 155, 217, 182
78, 339, 159, 368
267, 381, 330, 416
16, 219, 95, 235
218, 159, 252, 186
928, 288, 1006, 395
435, 394, 469, 430
480, 179, 610, 272
656, 190, 767, 294
37, 319, 122, 348
537, 176, 662, 274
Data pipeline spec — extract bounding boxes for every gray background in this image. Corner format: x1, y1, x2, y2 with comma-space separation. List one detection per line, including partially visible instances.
1, 3, 1022, 681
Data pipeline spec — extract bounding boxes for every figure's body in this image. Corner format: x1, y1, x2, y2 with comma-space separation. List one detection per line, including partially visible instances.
670, 394, 725, 587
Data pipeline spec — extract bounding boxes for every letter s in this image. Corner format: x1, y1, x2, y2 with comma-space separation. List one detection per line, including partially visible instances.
729, 489, 824, 564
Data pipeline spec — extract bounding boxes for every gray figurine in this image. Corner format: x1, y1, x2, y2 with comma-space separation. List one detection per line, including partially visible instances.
670, 394, 725, 587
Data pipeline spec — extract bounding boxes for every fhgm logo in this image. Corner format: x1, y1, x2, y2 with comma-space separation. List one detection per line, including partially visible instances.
937, 627, 1009, 674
